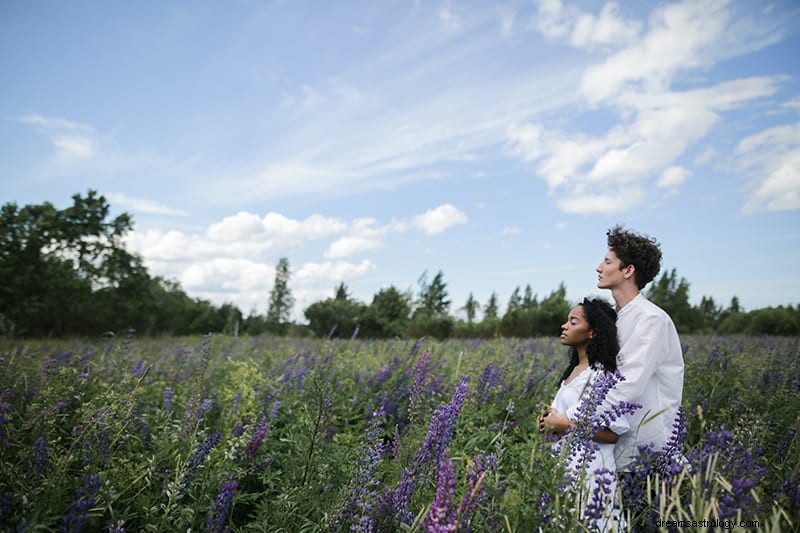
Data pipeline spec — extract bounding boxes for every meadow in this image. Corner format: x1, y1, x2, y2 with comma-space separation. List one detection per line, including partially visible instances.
0, 333, 798, 532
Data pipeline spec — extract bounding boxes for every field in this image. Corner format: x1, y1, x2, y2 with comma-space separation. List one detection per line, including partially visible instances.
1, 333, 798, 532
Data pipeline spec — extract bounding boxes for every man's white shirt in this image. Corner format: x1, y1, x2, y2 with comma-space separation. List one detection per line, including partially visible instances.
564, 293, 684, 469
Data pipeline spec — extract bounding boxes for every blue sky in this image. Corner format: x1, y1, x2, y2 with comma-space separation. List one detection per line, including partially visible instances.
2, 0, 799, 321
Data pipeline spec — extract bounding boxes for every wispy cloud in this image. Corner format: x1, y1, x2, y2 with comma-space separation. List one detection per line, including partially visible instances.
510, 0, 784, 215
105, 193, 190, 217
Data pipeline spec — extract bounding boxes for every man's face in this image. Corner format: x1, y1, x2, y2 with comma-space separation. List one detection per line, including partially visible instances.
596, 249, 628, 290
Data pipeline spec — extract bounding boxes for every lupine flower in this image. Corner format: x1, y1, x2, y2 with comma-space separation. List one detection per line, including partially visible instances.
456, 454, 490, 531
232, 420, 244, 437
422, 449, 456, 532
245, 420, 269, 460
30, 437, 48, 480
582, 467, 614, 529
205, 477, 238, 533
332, 407, 386, 530
180, 432, 222, 492
163, 386, 173, 414
477, 363, 505, 403
383, 375, 471, 527
60, 474, 101, 533
409, 350, 432, 426
198, 399, 213, 419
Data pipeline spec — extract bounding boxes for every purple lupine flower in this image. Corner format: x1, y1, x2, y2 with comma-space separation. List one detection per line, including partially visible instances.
422, 449, 456, 532
408, 350, 431, 426
245, 420, 269, 460
198, 399, 213, 419
322, 392, 335, 442
163, 387, 173, 414
30, 437, 48, 480
384, 375, 471, 527
232, 420, 244, 437
269, 399, 281, 421
80, 364, 91, 382
476, 363, 505, 403
456, 454, 490, 531
205, 477, 238, 533
180, 432, 222, 492
332, 407, 386, 531
60, 474, 101, 533
582, 467, 614, 529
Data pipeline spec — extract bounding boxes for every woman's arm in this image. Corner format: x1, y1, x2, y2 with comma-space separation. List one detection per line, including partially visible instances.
539, 408, 619, 443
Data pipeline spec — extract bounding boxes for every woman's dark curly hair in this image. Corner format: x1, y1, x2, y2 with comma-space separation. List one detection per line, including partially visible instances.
607, 224, 662, 290
559, 298, 620, 383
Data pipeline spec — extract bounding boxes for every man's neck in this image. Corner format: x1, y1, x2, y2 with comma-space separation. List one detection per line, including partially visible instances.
612, 286, 640, 311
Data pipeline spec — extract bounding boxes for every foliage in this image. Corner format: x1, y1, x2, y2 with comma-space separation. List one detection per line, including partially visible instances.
0, 334, 797, 531
266, 257, 294, 336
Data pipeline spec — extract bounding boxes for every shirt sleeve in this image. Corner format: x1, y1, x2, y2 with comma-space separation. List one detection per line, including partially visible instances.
605, 313, 668, 406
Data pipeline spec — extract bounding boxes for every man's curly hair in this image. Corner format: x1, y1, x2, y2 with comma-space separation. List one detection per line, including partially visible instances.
559, 298, 619, 383
606, 225, 662, 290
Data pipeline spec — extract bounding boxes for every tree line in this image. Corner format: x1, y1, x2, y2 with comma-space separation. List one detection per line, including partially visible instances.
2, 191, 798, 339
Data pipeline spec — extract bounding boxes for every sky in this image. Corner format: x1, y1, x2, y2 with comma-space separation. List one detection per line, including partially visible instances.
2, 0, 800, 322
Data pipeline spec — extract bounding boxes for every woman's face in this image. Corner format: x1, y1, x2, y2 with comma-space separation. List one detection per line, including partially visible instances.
560, 305, 592, 347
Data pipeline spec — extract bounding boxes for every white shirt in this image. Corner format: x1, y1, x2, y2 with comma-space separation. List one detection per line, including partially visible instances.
607, 293, 684, 469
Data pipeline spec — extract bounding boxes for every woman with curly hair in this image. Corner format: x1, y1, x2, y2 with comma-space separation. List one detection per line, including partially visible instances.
538, 297, 628, 530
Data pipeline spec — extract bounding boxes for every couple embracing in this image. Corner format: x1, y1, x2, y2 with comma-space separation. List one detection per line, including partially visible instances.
538, 225, 685, 530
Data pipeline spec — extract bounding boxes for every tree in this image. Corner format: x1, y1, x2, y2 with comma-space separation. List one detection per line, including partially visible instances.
415, 270, 451, 317
646, 269, 701, 333
484, 293, 499, 320
506, 286, 522, 315
362, 285, 411, 338
522, 284, 536, 310
266, 257, 294, 335
0, 190, 145, 337
460, 292, 480, 323
304, 283, 366, 338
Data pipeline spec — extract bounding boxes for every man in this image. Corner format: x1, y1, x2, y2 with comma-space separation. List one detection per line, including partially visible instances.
596, 225, 684, 470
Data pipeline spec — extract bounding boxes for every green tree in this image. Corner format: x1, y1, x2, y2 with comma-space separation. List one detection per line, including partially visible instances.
484, 292, 499, 320
0, 190, 144, 337
304, 283, 366, 338
460, 292, 480, 323
362, 285, 411, 338
646, 269, 702, 333
266, 257, 294, 335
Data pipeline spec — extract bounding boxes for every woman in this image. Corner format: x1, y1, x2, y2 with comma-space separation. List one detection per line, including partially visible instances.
538, 297, 628, 530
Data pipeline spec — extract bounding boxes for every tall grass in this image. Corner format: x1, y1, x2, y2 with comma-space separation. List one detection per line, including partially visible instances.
0, 334, 797, 531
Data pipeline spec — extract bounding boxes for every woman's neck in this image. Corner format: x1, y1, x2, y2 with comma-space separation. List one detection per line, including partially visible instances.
576, 346, 589, 368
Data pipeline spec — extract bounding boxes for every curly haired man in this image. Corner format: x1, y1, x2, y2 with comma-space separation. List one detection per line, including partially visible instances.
596, 225, 684, 470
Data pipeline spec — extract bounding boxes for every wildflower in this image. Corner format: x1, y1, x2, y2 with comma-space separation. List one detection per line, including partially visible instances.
245, 420, 269, 460
198, 399, 213, 419
331, 407, 386, 530
409, 350, 432, 426
180, 432, 222, 492
232, 420, 244, 437
163, 386, 173, 414
60, 474, 101, 533
456, 454, 490, 531
422, 449, 456, 532
205, 477, 238, 533
231, 390, 242, 414
30, 437, 48, 480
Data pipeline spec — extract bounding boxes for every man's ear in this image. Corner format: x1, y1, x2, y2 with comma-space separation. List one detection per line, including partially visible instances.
623, 264, 635, 280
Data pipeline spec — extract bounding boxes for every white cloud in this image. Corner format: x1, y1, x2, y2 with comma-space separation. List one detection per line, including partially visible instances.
557, 187, 646, 215
296, 259, 376, 285
325, 236, 383, 259
658, 166, 691, 189
694, 145, 717, 166
206, 211, 347, 243
737, 122, 800, 213
105, 192, 190, 216
412, 203, 468, 234
579, 0, 729, 104
785, 96, 800, 112
535, 0, 641, 50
